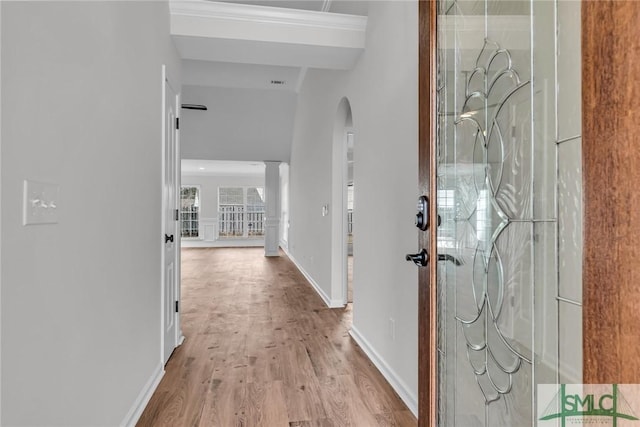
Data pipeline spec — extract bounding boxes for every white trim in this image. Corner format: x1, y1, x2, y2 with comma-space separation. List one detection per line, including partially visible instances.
180, 183, 201, 240
349, 326, 418, 417
0, 2, 3, 421
331, 100, 352, 307
201, 216, 216, 242
170, 0, 367, 32
120, 363, 165, 427
264, 161, 281, 257
175, 87, 183, 351
281, 246, 343, 308
161, 65, 181, 365
160, 65, 167, 367
181, 238, 264, 248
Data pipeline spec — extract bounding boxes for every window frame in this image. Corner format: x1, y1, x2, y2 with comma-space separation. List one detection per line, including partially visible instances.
180, 184, 201, 240
217, 186, 265, 239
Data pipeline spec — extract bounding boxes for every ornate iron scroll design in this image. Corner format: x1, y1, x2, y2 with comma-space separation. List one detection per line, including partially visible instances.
453, 39, 532, 405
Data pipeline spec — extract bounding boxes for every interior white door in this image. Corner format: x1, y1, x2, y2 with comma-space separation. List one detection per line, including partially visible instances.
162, 69, 179, 365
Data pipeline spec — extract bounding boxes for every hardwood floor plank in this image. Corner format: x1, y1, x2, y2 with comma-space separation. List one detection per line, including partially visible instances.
137, 248, 416, 427
199, 369, 247, 427
280, 342, 328, 422
374, 411, 419, 427
319, 374, 382, 426
289, 420, 335, 427
245, 381, 290, 426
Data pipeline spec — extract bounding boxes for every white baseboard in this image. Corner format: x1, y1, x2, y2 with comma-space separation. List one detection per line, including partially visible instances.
349, 326, 418, 417
279, 244, 292, 259
120, 362, 164, 427
281, 247, 343, 308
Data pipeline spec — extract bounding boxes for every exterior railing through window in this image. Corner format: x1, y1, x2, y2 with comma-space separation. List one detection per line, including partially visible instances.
218, 205, 265, 238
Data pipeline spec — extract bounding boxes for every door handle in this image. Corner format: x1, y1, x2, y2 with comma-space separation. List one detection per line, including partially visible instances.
405, 251, 462, 267
438, 253, 462, 266
405, 249, 429, 267
165, 234, 174, 243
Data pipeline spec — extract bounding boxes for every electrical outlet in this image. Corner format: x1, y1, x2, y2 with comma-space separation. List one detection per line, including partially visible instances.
389, 318, 396, 341
23, 180, 60, 225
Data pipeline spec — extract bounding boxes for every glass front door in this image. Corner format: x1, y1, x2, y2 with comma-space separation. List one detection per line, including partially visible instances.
435, 1, 583, 425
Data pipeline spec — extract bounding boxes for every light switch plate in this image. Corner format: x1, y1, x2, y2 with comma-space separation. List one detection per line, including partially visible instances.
23, 180, 60, 225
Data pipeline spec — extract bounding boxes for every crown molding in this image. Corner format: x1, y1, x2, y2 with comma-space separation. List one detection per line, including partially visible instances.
170, 0, 367, 32
170, 0, 366, 69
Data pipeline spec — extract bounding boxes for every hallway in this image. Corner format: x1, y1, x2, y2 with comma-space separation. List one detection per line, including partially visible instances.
138, 248, 416, 426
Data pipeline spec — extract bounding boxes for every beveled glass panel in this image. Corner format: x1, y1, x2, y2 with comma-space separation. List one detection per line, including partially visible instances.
436, 0, 583, 424
435, 0, 576, 425
558, 138, 583, 303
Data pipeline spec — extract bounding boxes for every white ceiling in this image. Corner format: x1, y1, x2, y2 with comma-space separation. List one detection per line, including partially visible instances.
172, 0, 368, 91
324, 0, 368, 16
218, 0, 330, 12
182, 159, 266, 176
170, 1, 367, 69
180, 85, 297, 162
182, 60, 301, 91
217, 0, 368, 15
173, 0, 369, 167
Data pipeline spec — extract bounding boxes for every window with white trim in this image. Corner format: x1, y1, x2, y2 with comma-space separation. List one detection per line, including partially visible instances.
218, 187, 265, 238
180, 186, 200, 238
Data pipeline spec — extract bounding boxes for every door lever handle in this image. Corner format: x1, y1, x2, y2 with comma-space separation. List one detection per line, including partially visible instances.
165, 234, 174, 243
405, 249, 429, 267
438, 253, 462, 266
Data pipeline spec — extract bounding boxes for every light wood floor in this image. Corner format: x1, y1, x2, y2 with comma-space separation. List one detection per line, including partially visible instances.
137, 248, 417, 427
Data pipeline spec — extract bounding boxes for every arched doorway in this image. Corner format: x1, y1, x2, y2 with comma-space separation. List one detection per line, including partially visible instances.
331, 97, 354, 306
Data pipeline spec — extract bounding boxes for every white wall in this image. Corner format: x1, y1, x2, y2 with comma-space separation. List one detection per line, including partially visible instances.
180, 85, 297, 162
181, 174, 265, 247
288, 0, 418, 413
1, 2, 181, 425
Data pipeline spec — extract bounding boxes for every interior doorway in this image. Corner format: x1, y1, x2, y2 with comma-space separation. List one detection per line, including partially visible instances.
331, 97, 353, 307
161, 65, 182, 365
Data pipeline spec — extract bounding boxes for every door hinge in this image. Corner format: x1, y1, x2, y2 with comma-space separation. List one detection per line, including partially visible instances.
176, 117, 180, 130
175, 301, 179, 313
175, 209, 179, 221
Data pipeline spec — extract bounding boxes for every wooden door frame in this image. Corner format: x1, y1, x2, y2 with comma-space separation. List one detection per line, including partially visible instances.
582, 1, 640, 384
0, 2, 3, 422
418, 0, 640, 424
418, 0, 437, 426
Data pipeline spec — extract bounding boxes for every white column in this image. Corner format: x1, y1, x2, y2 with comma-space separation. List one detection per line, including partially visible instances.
264, 161, 281, 257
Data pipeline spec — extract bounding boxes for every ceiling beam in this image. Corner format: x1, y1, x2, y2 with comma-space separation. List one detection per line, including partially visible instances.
170, 0, 367, 69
